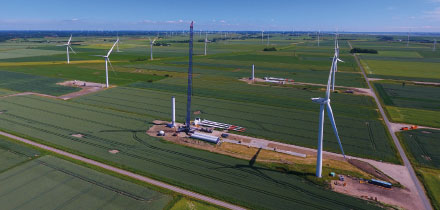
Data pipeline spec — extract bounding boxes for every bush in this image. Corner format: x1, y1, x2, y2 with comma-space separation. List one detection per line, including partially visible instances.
350, 48, 378, 54
263, 47, 277, 51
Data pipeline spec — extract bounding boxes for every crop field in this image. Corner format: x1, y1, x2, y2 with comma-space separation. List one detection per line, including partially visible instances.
361, 59, 440, 80
374, 82, 440, 111
0, 95, 381, 210
0, 70, 79, 96
0, 155, 171, 210
0, 137, 40, 172
399, 129, 440, 169
73, 86, 399, 163
373, 82, 440, 127
416, 168, 440, 210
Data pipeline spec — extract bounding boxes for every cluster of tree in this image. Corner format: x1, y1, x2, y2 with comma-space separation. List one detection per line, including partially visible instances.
153, 42, 170, 46
350, 48, 378, 54
377, 36, 394, 41
263, 47, 277, 51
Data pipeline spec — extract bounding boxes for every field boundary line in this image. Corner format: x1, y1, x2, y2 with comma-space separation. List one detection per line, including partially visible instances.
0, 130, 247, 210
348, 41, 433, 210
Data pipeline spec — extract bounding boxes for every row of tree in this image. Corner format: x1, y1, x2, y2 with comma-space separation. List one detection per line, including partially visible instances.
350, 48, 378, 54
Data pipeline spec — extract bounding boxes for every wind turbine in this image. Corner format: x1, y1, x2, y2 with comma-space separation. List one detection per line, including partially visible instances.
58, 35, 76, 64
149, 37, 157, 60
261, 31, 264, 44
311, 50, 346, 178
433, 39, 437, 52
407, 31, 410, 47
330, 34, 344, 92
204, 33, 211, 56
95, 39, 119, 88
317, 30, 320, 47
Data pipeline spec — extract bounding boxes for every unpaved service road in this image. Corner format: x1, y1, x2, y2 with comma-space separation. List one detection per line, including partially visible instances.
0, 131, 247, 210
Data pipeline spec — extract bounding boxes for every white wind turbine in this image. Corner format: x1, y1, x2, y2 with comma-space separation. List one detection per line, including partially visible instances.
311, 50, 346, 178
330, 34, 344, 92
204, 33, 211, 56
149, 37, 157, 60
95, 39, 119, 88
58, 35, 76, 64
433, 39, 437, 52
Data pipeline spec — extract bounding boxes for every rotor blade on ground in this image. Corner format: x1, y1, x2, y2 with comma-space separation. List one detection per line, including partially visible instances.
326, 103, 346, 158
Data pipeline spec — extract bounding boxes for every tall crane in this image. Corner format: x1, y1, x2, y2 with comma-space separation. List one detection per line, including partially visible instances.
185, 21, 194, 131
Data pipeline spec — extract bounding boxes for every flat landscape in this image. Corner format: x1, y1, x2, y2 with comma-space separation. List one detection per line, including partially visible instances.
0, 31, 436, 210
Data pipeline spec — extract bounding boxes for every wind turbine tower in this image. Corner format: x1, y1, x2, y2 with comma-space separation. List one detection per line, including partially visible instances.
58, 35, 76, 64
434, 39, 437, 52
149, 37, 157, 60
204, 33, 210, 56
261, 31, 264, 44
185, 21, 194, 130
311, 47, 346, 178
95, 39, 119, 88
407, 32, 410, 47
317, 30, 320, 47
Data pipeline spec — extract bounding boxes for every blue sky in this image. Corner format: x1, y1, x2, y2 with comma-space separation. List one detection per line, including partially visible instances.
0, 0, 439, 32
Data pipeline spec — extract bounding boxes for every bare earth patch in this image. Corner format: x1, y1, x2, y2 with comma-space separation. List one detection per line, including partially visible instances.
146, 120, 424, 209
108, 149, 119, 154
57, 80, 107, 100
71, 133, 84, 138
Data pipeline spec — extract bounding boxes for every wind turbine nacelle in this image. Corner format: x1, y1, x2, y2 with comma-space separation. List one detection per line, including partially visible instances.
311, 97, 327, 104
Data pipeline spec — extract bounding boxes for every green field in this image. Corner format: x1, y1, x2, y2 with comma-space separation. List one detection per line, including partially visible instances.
0, 155, 171, 210
417, 168, 440, 210
74, 86, 398, 163
373, 82, 440, 127
399, 129, 440, 169
399, 129, 440, 209
0, 70, 79, 96
0, 95, 382, 210
0, 137, 40, 172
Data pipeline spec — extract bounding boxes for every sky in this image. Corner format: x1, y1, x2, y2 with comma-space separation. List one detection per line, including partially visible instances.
0, 0, 439, 32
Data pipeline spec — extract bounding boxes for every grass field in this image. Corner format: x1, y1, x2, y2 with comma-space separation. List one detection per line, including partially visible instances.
0, 70, 79, 96
73, 86, 399, 163
417, 167, 440, 210
399, 129, 440, 209
0, 155, 171, 210
373, 82, 440, 127
170, 198, 222, 210
0, 137, 40, 172
0, 95, 382, 210
361, 59, 440, 80
399, 129, 440, 169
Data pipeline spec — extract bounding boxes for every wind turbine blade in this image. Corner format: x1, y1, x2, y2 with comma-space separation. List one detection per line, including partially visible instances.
107, 40, 119, 57
67, 35, 72, 45
107, 58, 117, 75
68, 45, 76, 54
326, 103, 346, 158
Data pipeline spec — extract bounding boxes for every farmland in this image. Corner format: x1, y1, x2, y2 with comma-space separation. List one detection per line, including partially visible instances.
73, 86, 398, 163
399, 129, 440, 169
0, 95, 381, 210
374, 82, 440, 127
0, 155, 172, 210
399, 129, 440, 209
